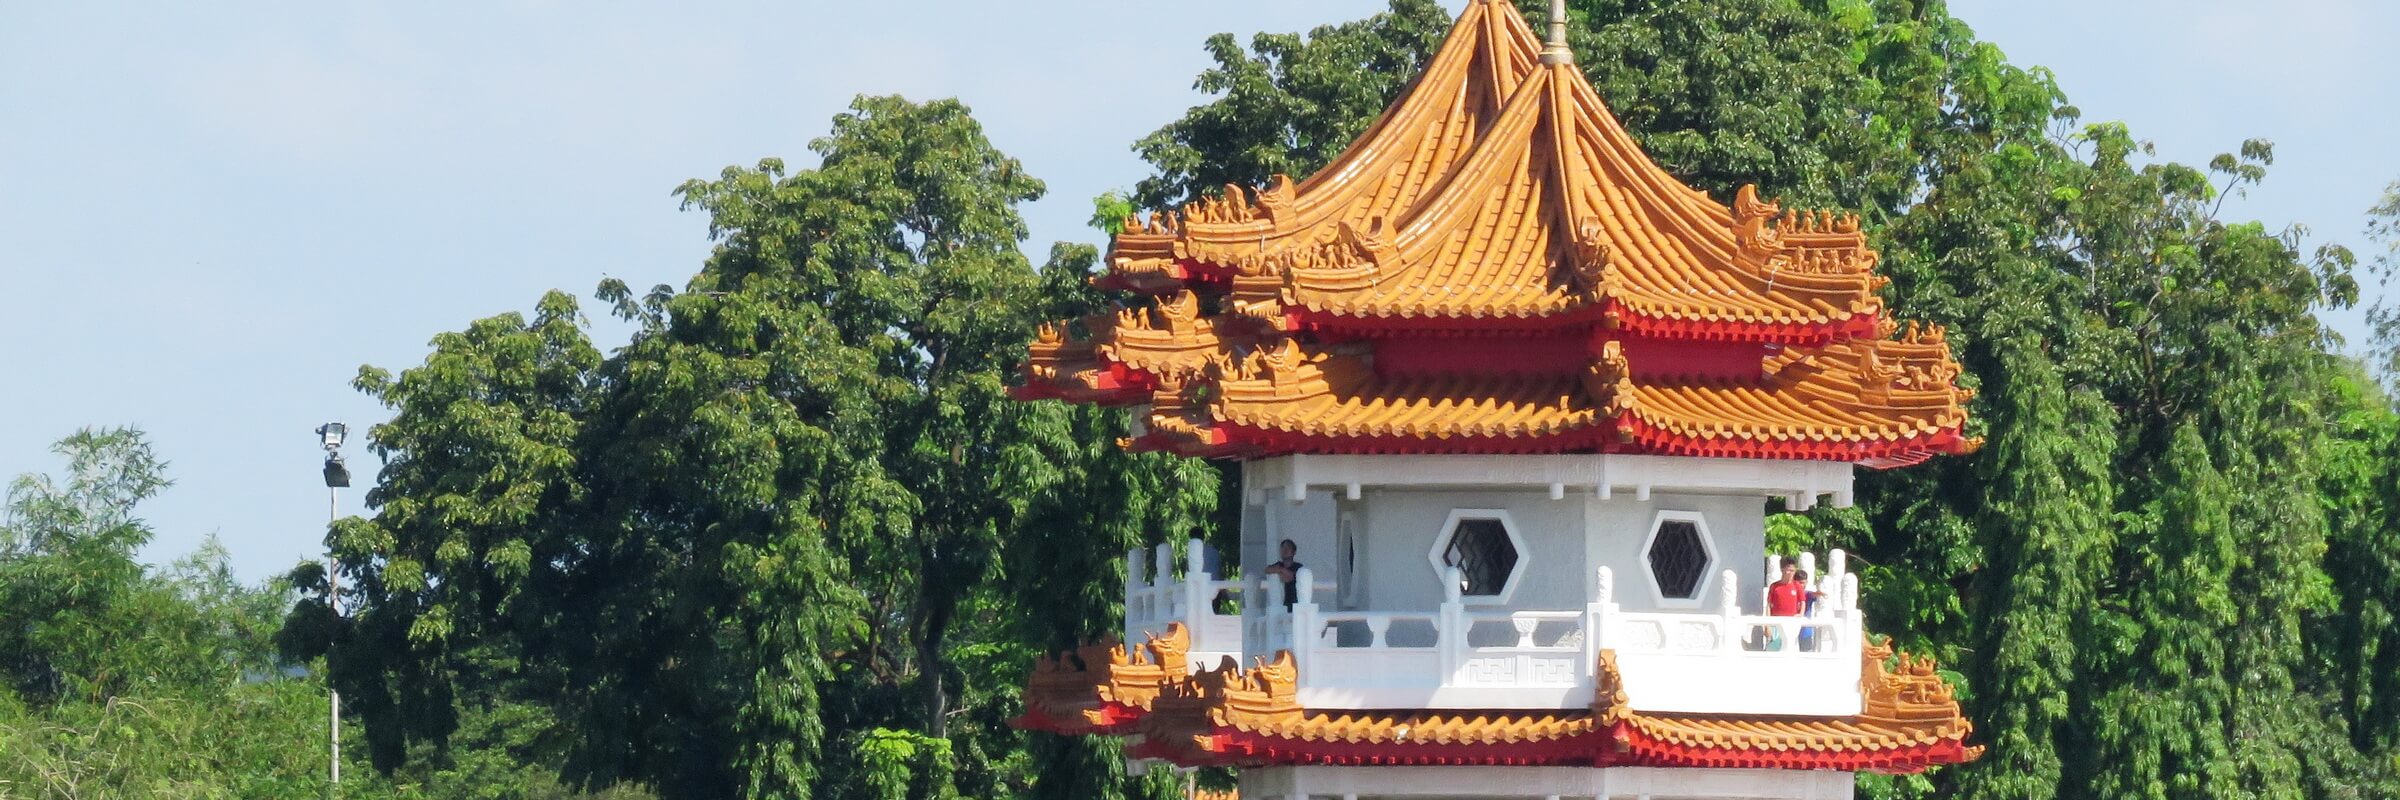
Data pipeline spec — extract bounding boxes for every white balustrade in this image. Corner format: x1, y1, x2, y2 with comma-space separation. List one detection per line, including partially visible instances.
1598, 552, 1866, 716
1124, 539, 1247, 670
1125, 542, 1869, 717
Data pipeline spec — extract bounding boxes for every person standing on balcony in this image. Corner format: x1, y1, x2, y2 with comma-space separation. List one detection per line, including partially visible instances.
1766, 556, 1818, 650
1263, 539, 1304, 608
1768, 556, 1809, 615
1795, 569, 1822, 651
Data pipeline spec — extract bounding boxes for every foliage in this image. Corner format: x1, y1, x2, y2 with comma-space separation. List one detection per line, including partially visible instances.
0, 428, 197, 703
0, 429, 629, 800
2367, 181, 2400, 395
297, 95, 1216, 800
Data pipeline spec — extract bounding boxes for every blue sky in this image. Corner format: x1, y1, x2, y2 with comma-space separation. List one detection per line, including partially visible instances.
2, 0, 2393, 581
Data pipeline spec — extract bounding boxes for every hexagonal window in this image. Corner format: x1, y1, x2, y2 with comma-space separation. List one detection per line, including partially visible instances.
1640, 512, 1716, 606
1445, 520, 1517, 595
1427, 510, 1528, 604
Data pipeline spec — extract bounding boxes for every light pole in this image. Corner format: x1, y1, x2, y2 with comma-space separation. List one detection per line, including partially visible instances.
316, 422, 349, 794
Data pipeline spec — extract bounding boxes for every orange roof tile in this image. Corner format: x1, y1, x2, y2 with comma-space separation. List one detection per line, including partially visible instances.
1604, 642, 1985, 770
1103, 0, 1538, 295
1016, 0, 1973, 465
1102, 1, 1884, 340
1015, 624, 1194, 735
1114, 331, 1974, 463
1019, 637, 1980, 772
1019, 316, 1142, 405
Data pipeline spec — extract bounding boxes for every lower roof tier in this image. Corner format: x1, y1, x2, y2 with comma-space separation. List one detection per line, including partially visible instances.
1013, 629, 1980, 774
1014, 309, 1975, 467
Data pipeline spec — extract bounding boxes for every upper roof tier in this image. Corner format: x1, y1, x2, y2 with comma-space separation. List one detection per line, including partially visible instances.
1102, 0, 1885, 343
1014, 0, 1977, 466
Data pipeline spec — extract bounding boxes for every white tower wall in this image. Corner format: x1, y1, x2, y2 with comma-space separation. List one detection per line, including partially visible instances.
1236, 481, 1774, 617
1239, 765, 1857, 800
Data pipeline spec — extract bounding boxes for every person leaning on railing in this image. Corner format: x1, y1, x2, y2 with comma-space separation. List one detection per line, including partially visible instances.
1263, 539, 1304, 608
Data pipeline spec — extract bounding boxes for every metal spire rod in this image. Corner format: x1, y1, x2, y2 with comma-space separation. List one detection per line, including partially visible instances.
1540, 0, 1574, 66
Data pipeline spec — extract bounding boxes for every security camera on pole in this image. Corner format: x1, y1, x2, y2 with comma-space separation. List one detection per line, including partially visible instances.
315, 422, 347, 793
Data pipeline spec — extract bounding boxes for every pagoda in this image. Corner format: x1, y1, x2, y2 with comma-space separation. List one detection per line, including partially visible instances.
1011, 1, 1981, 798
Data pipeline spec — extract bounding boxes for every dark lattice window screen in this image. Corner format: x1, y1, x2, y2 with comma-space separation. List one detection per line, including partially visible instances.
1647, 520, 1709, 599
1442, 518, 1519, 597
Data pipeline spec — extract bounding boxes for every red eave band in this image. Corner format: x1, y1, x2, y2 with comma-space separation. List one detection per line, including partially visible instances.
1008, 700, 1148, 737
1150, 420, 1967, 467
1101, 721, 1971, 772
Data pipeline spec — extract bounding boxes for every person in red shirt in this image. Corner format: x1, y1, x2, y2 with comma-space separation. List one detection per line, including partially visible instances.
1764, 556, 1820, 651
1767, 556, 1811, 616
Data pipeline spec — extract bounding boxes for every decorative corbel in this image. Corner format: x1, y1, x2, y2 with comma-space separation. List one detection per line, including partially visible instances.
1587, 340, 1637, 416
1338, 216, 1400, 268
1571, 218, 1615, 292
1732, 184, 1785, 257
1256, 174, 1297, 231
1857, 341, 1897, 404
1158, 290, 1201, 328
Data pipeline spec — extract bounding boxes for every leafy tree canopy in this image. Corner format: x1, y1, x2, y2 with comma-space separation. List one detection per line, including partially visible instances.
291, 96, 1216, 800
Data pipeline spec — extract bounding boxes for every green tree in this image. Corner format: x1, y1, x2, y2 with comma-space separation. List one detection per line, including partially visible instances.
2366, 180, 2400, 395
1948, 343, 2113, 800
0, 428, 644, 799
296, 95, 1216, 800
0, 429, 254, 703
2319, 370, 2400, 755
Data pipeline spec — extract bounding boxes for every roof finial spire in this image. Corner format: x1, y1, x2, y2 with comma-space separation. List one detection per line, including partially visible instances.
1540, 0, 1574, 66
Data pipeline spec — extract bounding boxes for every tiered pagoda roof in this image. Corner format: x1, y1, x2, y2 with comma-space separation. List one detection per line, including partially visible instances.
1014, 625, 1980, 773
1014, 0, 1975, 467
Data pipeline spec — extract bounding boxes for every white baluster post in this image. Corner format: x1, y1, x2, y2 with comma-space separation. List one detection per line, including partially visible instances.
1826, 549, 1849, 610
1843, 572, 1863, 653
1125, 546, 1145, 644
1262, 576, 1284, 646
1154, 544, 1175, 617
1718, 568, 1741, 654
1587, 566, 1613, 678
1184, 538, 1210, 655
1512, 615, 1539, 690
1291, 567, 1318, 691
1440, 566, 1465, 682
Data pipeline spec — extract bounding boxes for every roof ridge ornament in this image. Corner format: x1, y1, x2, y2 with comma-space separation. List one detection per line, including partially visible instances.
1012, 0, 1977, 467
1540, 0, 1574, 66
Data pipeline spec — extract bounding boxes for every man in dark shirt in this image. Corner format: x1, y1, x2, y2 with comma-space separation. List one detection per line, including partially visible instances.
1263, 539, 1304, 608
